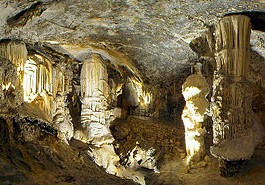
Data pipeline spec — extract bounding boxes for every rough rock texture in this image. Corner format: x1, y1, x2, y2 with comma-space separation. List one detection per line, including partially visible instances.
1, 1, 265, 85
0, 0, 265, 184
0, 116, 136, 185
111, 116, 186, 171
210, 15, 263, 161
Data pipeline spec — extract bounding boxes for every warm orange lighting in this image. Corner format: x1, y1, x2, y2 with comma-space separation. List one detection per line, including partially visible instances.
2, 82, 15, 90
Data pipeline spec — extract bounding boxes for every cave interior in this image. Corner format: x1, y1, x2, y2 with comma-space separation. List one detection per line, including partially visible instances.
0, 1, 265, 185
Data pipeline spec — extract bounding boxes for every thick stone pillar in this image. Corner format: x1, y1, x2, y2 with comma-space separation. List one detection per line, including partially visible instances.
211, 15, 262, 175
80, 54, 113, 144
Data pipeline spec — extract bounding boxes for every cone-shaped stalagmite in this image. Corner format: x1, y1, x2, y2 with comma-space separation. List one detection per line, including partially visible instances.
182, 64, 209, 164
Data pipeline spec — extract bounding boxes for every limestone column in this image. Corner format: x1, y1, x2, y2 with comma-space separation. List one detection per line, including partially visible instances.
80, 54, 113, 144
211, 15, 261, 176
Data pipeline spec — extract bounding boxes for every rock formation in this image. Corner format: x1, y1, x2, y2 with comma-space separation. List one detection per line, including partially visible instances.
0, 1, 265, 185
210, 15, 263, 176
182, 63, 209, 164
0, 40, 27, 110
79, 54, 113, 144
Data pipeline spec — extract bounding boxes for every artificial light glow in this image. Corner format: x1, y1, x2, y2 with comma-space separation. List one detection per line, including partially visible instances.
2, 82, 15, 90
116, 83, 123, 96
130, 78, 152, 106
143, 91, 151, 105
182, 86, 201, 101
185, 130, 201, 164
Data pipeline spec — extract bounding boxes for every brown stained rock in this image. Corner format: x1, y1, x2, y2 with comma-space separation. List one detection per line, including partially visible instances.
111, 116, 186, 166
7, 2, 47, 28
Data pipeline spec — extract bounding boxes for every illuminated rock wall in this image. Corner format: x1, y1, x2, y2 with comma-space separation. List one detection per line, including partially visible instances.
211, 15, 262, 160
0, 41, 74, 143
0, 41, 27, 108
24, 55, 53, 115
182, 64, 209, 163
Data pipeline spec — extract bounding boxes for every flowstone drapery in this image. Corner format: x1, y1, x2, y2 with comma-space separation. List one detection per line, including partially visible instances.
210, 15, 262, 171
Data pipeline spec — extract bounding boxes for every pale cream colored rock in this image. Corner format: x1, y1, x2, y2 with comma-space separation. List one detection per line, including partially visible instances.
87, 144, 146, 185
182, 68, 209, 164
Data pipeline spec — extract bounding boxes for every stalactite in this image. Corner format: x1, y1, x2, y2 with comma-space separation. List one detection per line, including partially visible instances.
211, 15, 262, 162
0, 41, 27, 106
23, 55, 53, 115
0, 41, 27, 70
51, 62, 74, 143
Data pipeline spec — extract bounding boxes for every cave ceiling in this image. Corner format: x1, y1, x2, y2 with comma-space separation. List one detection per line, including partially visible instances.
0, 0, 265, 84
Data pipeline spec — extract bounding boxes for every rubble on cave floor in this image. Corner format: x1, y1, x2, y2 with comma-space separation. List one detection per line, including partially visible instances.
110, 116, 187, 171
145, 148, 265, 185
111, 116, 265, 185
0, 114, 264, 185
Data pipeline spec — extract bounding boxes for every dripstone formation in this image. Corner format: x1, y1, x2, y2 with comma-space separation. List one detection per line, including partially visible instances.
0, 1, 265, 185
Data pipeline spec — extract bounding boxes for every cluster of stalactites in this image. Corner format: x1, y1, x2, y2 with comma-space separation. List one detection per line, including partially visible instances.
24, 56, 52, 98
0, 41, 27, 106
0, 41, 27, 72
215, 15, 251, 78
23, 54, 55, 116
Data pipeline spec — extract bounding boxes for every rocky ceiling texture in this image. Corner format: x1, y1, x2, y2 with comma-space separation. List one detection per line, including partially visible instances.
0, 0, 265, 84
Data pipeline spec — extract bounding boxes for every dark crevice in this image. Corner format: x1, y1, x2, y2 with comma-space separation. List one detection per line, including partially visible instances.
7, 2, 47, 28
225, 11, 265, 32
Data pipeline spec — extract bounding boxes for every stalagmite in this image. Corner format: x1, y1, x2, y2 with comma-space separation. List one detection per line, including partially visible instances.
182, 63, 209, 164
52, 64, 74, 143
74, 54, 145, 185
210, 15, 263, 176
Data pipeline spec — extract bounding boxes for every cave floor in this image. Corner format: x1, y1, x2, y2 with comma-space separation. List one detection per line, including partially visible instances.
146, 148, 265, 185
112, 116, 265, 185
